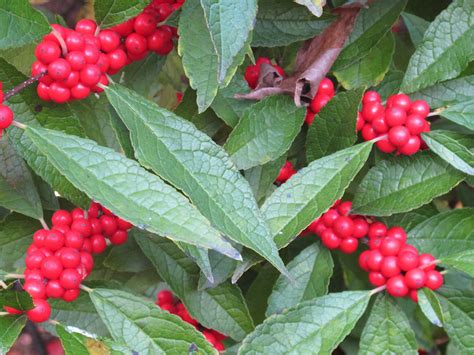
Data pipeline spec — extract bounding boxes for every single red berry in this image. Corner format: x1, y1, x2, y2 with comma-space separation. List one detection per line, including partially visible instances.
275, 161, 296, 183
127, 49, 150, 62
177, 305, 198, 326
399, 244, 418, 255
84, 34, 100, 47
318, 78, 334, 97
44, 230, 65, 251
398, 135, 421, 156
321, 230, 341, 250
368, 271, 386, 286
388, 93, 411, 111
409, 289, 418, 302
65, 32, 85, 51
64, 230, 84, 249
48, 58, 71, 81
367, 250, 384, 271
337, 201, 352, 216
81, 239, 92, 253
352, 218, 369, 238
362, 102, 384, 121
59, 269, 81, 289
117, 217, 133, 230
62, 288, 80, 302
100, 215, 118, 236
25, 250, 46, 269
362, 90, 381, 104
380, 256, 401, 278
333, 216, 354, 238
368, 222, 387, 239
244, 65, 259, 89
41, 256, 64, 280
125, 33, 148, 55
23, 280, 47, 299
409, 100, 430, 117
52, 224, 70, 235
388, 126, 410, 147
66, 51, 86, 71
35, 41, 61, 64
88, 202, 101, 218
89, 218, 102, 235
96, 53, 110, 73
63, 71, 79, 89
38, 248, 53, 258
386, 227, 407, 244
203, 330, 217, 346
0, 105, 14, 129
75, 19, 97, 35
45, 280, 65, 298
340, 237, 358, 254
134, 13, 158, 36
90, 234, 107, 254
322, 209, 339, 227
59, 247, 81, 268
380, 237, 402, 256
80, 64, 101, 87
33, 230, 48, 248
83, 43, 100, 64
358, 250, 371, 271
405, 114, 426, 135
71, 218, 92, 237
98, 30, 122, 53
80, 252, 94, 273
49, 82, 71, 103
71, 208, 85, 219
52, 210, 72, 226
372, 117, 389, 133
418, 253, 436, 271
26, 244, 39, 255
405, 268, 427, 289
27, 299, 51, 322
110, 230, 128, 245
256, 57, 271, 67
148, 27, 173, 52
310, 94, 331, 114
369, 237, 382, 250
37, 83, 50, 101
24, 269, 44, 283
32, 61, 48, 77
159, 302, 176, 313
385, 106, 407, 127
386, 275, 409, 297
425, 270, 443, 290
71, 83, 91, 100
108, 49, 128, 71
111, 18, 135, 36
398, 251, 419, 271
157, 290, 174, 306
376, 139, 397, 154
361, 124, 377, 141
356, 112, 365, 131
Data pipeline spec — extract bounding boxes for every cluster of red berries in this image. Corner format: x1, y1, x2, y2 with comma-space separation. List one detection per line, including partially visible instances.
10, 202, 133, 323
32, 0, 181, 103
244, 57, 285, 90
357, 91, 431, 155
304, 78, 335, 125
275, 160, 297, 184
0, 83, 14, 136
156, 290, 226, 352
306, 200, 443, 301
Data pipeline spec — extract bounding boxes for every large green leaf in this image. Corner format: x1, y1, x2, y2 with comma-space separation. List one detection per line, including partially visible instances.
437, 284, 474, 352
0, 315, 26, 354
422, 130, 474, 175
90, 288, 217, 354
94, 0, 148, 28
306, 88, 364, 161
239, 291, 371, 354
135, 232, 255, 341
359, 295, 417, 355
333, 0, 407, 70
441, 250, 474, 278
0, 213, 39, 270
25, 126, 240, 259
200, 0, 256, 83
401, 12, 429, 47
418, 288, 444, 327
439, 100, 474, 131
352, 151, 465, 216
0, 0, 50, 49
0, 138, 42, 219
380, 204, 439, 231
412, 76, 474, 108
401, 0, 474, 93
334, 33, 394, 90
252, 0, 333, 47
105, 83, 285, 275
408, 208, 474, 259
266, 243, 333, 316
225, 96, 305, 170
56, 324, 90, 355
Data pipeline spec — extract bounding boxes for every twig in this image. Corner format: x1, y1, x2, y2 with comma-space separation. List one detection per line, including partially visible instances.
52, 30, 67, 56
0, 312, 9, 316
11, 121, 27, 130
0, 280, 7, 289
80, 284, 93, 293
428, 107, 446, 117
5, 273, 24, 279
39, 218, 49, 230
369, 285, 386, 296
4, 72, 46, 101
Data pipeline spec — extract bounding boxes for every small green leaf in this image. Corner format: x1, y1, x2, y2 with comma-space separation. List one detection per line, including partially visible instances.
103, 236, 152, 273
56, 324, 89, 355
25, 125, 240, 260
252, 0, 334, 47
294, 0, 326, 17
225, 96, 305, 170
266, 243, 333, 316
0, 0, 50, 49
418, 288, 444, 327
239, 291, 371, 354
105, 83, 286, 275
0, 138, 42, 219
376, 69, 404, 100
442, 250, 474, 277
439, 99, 474, 131
0, 315, 27, 354
90, 288, 217, 354
0, 290, 33, 311
401, 12, 429, 47
401, 0, 474, 93
306, 88, 364, 161
94, 0, 148, 27
408, 208, 474, 258
422, 130, 474, 175
359, 294, 417, 355
352, 151, 465, 216
412, 76, 474, 108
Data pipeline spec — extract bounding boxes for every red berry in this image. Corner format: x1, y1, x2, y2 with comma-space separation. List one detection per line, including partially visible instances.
48, 58, 71, 81
81, 239, 92, 253
322, 209, 339, 227
23, 280, 46, 299
380, 237, 402, 256
108, 49, 128, 71
111, 18, 135, 36
71, 208, 85, 219
52, 210, 73, 226
157, 290, 174, 306
418, 253, 436, 271
369, 271, 386, 286
399, 244, 418, 255
244, 65, 259, 89
96, 53, 110, 74
385, 107, 407, 127
203, 330, 217, 345
362, 102, 384, 121
353, 218, 369, 238
52, 224, 70, 235
321, 230, 341, 249
359, 250, 371, 271
71, 218, 92, 237
177, 305, 198, 326
148, 27, 173, 52
27, 299, 51, 322
89, 218, 102, 235
398, 251, 419, 271
66, 51, 86, 71
372, 117, 389, 133
340, 237, 358, 254
65, 32, 85, 51
25, 269, 44, 283
380, 256, 401, 278
26, 244, 39, 255
44, 230, 65, 251
35, 41, 61, 64
409, 100, 430, 117
409, 289, 418, 302
75, 19, 97, 35
100, 215, 118, 236
71, 83, 91, 100
388, 93, 411, 111
90, 234, 107, 254
37, 83, 50, 101
356, 112, 364, 131
45, 280, 65, 298
64, 230, 84, 249
398, 136, 421, 156
59, 269, 81, 289
98, 30, 121, 53
369, 237, 382, 250
83, 43, 100, 64
256, 57, 271, 67
62, 288, 80, 302
117, 217, 133, 230
160, 302, 176, 313
318, 78, 334, 97
333, 216, 354, 238
80, 64, 101, 87
367, 250, 384, 271
32, 230, 47, 248
386, 227, 407, 243
362, 90, 381, 104
125, 33, 148, 55
4, 306, 23, 315
368, 222, 387, 239
376, 139, 396, 154
405, 268, 427, 289
80, 252, 94, 273
134, 13, 158, 36
310, 94, 331, 114
49, 82, 71, 103
337, 201, 352, 216
405, 114, 426, 135
361, 124, 377, 141
386, 275, 409, 297
41, 256, 63, 280
25, 250, 46, 269
388, 126, 410, 147
0, 105, 13, 129
59, 248, 81, 268
110, 230, 128, 245
425, 270, 443, 290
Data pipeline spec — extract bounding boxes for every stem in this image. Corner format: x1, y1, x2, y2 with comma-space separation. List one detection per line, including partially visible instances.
428, 107, 446, 117
5, 273, 24, 279
420, 259, 440, 270
0, 312, 9, 316
39, 218, 50, 230
0, 280, 7, 289
80, 284, 93, 293
4, 72, 46, 101
48, 319, 60, 326
11, 121, 27, 130
52, 30, 67, 56
440, 270, 449, 275
369, 285, 386, 295
370, 134, 388, 143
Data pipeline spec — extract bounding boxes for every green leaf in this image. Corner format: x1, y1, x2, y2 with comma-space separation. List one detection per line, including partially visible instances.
333, 0, 407, 70
105, 83, 286, 275
103, 236, 152, 273
239, 291, 371, 354
33, 174, 60, 211
359, 295, 417, 355
135, 232, 255, 341
334, 33, 394, 90
0, 315, 27, 354
94, 0, 148, 28
412, 76, 474, 108
179, 0, 219, 112
90, 288, 217, 354
0, 289, 33, 311
294, 0, 326, 17
252, 0, 334, 47
437, 284, 474, 352
401, 0, 474, 93
0, 214, 39, 270
0, 0, 50, 49
25, 125, 240, 260
200, 0, 256, 83
439, 99, 474, 131
418, 288, 444, 327
401, 12, 429, 47
56, 324, 89, 355
442, 250, 474, 278
376, 69, 404, 100
263, 142, 373, 250
352, 151, 465, 216
422, 130, 474, 175
0, 138, 42, 219
380, 204, 439, 231
408, 208, 474, 259
306, 88, 364, 161
266, 243, 333, 316
224, 95, 305, 170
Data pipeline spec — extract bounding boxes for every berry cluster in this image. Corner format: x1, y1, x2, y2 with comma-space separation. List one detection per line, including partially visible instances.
275, 160, 297, 184
304, 78, 335, 125
357, 91, 431, 155
308, 201, 443, 301
0, 83, 14, 135
156, 290, 226, 352
32, 0, 181, 103
244, 57, 285, 89
17, 202, 132, 322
